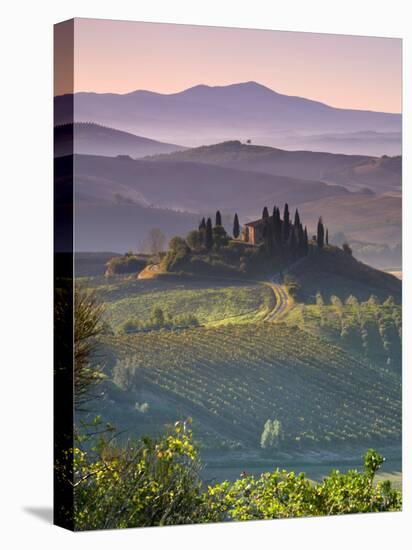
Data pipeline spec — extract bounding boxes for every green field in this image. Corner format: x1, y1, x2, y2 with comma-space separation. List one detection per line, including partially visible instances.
80, 275, 274, 329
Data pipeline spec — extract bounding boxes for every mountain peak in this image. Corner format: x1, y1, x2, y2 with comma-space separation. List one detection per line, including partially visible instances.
234, 80, 272, 90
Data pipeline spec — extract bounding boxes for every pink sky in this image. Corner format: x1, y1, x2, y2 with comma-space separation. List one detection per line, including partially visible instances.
64, 18, 401, 113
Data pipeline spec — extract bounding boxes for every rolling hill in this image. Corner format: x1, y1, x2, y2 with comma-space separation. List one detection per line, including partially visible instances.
73, 153, 349, 212
321, 155, 402, 194
54, 81, 401, 153
65, 152, 353, 250
282, 131, 402, 157
288, 246, 402, 304
55, 146, 401, 251
54, 122, 185, 158
145, 140, 401, 194
297, 193, 401, 245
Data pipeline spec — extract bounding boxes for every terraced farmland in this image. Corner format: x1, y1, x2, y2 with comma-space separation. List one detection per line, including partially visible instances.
101, 322, 401, 451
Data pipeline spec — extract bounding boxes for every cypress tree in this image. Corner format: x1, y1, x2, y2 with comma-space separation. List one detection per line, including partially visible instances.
288, 226, 297, 256
294, 209, 301, 228
304, 226, 309, 255
233, 213, 240, 239
275, 207, 282, 246
326, 228, 329, 246
271, 205, 277, 240
205, 217, 214, 250
297, 222, 304, 254
317, 217, 325, 249
262, 206, 269, 220
198, 217, 206, 231
215, 210, 222, 226
283, 203, 290, 243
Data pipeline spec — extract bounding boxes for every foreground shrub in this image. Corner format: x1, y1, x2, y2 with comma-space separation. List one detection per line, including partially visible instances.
73, 423, 401, 530
204, 448, 401, 522
74, 420, 205, 530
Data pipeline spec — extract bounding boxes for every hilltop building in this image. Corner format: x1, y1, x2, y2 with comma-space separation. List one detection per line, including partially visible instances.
241, 217, 269, 245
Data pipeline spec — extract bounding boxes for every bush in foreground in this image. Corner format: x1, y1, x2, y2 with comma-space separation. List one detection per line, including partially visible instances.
73, 422, 401, 530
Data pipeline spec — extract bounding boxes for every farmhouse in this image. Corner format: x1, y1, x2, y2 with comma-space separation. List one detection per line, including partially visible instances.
241, 217, 270, 245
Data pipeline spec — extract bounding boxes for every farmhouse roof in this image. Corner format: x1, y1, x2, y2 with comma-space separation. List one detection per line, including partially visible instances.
244, 216, 272, 227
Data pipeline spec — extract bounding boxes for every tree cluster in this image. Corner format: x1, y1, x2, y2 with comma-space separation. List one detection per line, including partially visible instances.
186, 211, 230, 252
257, 203, 309, 258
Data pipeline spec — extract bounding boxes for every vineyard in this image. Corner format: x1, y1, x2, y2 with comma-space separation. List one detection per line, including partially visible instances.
98, 322, 401, 452
283, 297, 402, 370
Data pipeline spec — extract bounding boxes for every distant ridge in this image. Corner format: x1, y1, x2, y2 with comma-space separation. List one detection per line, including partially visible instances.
54, 81, 401, 153
144, 140, 401, 194
54, 122, 186, 158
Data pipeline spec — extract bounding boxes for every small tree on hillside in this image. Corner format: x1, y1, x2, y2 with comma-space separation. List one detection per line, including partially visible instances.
274, 208, 282, 246
288, 226, 297, 255
316, 291, 325, 306
294, 209, 301, 228
283, 203, 290, 243
317, 217, 325, 249
169, 236, 190, 255
147, 227, 166, 256
187, 230, 204, 251
233, 213, 240, 239
303, 226, 309, 255
151, 306, 165, 327
205, 218, 214, 250
297, 223, 305, 254
262, 206, 269, 220
198, 218, 206, 231
260, 419, 283, 450
342, 242, 352, 256
215, 210, 222, 226
212, 225, 229, 248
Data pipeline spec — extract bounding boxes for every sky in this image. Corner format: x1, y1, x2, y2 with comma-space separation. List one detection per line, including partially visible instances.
60, 18, 401, 113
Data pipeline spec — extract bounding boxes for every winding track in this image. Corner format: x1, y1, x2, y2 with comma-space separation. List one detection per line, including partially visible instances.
137, 262, 296, 323
264, 275, 291, 322
264, 257, 308, 322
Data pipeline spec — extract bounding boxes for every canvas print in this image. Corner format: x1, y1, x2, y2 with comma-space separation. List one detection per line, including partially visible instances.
54, 18, 402, 530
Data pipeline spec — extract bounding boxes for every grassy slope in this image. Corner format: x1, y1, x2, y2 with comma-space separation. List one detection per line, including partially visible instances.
83, 275, 274, 329
288, 246, 401, 304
